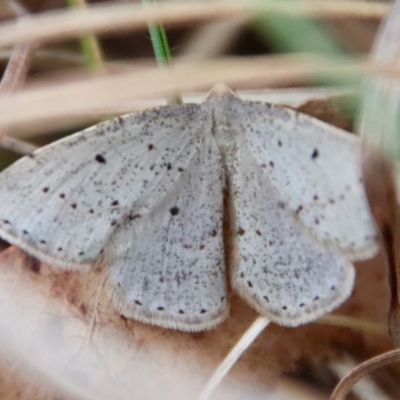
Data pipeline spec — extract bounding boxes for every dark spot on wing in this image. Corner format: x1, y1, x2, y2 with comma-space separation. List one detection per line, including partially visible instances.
42, 187, 49, 193
95, 154, 106, 163
295, 205, 303, 214
277, 201, 285, 209
263, 296, 269, 302
311, 148, 319, 159
247, 281, 253, 288
111, 200, 119, 206
282, 306, 287, 310
23, 230, 28, 235
179, 310, 185, 314
199, 244, 205, 250
237, 227, 245, 236
270, 161, 274, 168
127, 214, 141, 222
278, 140, 282, 147
178, 167, 184, 172
148, 144, 154, 150
157, 307, 165, 311
71, 203, 77, 209
256, 230, 262, 236
314, 296, 320, 301
170, 206, 179, 216
40, 239, 46, 244
210, 229, 217, 237
200, 309, 207, 314
59, 193, 65, 199
135, 300, 142, 305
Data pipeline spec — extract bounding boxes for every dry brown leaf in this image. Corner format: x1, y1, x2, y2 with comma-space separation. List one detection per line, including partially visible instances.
0, 244, 391, 400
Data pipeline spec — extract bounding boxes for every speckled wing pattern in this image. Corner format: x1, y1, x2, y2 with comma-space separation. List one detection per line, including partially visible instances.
228, 99, 378, 261
0, 104, 210, 270
108, 134, 227, 331
0, 85, 378, 331
226, 136, 355, 326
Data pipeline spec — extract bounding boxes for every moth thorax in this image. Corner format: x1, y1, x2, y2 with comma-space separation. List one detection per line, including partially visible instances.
214, 123, 236, 151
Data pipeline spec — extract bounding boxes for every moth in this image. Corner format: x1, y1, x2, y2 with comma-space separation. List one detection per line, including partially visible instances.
0, 85, 378, 331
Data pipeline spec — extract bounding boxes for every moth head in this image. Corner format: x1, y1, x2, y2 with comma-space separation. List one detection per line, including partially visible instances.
206, 83, 238, 100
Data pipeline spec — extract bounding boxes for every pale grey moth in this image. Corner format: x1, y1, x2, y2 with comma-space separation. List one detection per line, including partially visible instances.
0, 84, 378, 331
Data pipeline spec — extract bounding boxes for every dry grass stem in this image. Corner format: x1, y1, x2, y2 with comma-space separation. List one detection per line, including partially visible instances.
0, 43, 38, 93
0, 136, 37, 154
318, 314, 386, 336
199, 317, 270, 400
2, 54, 399, 137
0, 1, 388, 49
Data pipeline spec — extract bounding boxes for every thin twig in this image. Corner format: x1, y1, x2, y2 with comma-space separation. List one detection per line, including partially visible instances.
0, 1, 38, 154
0, 0, 36, 93
0, 43, 38, 93
330, 350, 400, 400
